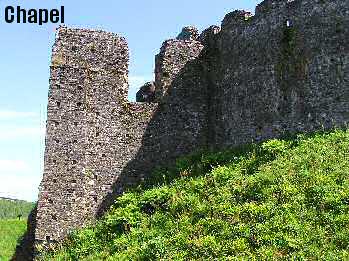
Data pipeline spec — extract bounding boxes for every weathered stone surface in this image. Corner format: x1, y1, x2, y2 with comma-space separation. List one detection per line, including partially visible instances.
155, 39, 204, 100
176, 26, 200, 41
136, 81, 156, 102
212, 0, 349, 147
199, 25, 221, 47
32, 26, 158, 255
28, 0, 349, 259
32, 24, 208, 258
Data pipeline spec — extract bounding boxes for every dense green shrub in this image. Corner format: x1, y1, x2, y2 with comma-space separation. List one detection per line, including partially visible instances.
44, 129, 349, 260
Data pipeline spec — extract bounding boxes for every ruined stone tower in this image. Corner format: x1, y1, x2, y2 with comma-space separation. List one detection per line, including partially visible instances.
24, 0, 348, 258
34, 25, 208, 252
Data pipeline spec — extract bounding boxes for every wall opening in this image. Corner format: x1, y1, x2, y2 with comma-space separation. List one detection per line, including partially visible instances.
127, 48, 155, 102
128, 74, 155, 102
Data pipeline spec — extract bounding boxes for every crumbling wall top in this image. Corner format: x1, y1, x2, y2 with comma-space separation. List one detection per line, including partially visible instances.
136, 81, 156, 102
155, 37, 204, 100
176, 26, 200, 41
221, 10, 253, 28
255, 0, 295, 16
52, 26, 129, 74
199, 25, 221, 47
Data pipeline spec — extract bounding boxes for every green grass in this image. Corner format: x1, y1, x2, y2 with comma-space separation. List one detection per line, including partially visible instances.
0, 219, 27, 261
0, 199, 34, 260
43, 129, 349, 260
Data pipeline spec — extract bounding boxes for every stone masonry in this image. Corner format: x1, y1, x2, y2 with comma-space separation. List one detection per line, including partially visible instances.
35, 27, 158, 247
212, 0, 349, 147
22, 0, 348, 259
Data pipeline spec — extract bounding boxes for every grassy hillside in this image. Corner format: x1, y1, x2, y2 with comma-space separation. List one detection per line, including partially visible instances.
0, 199, 34, 260
44, 129, 349, 260
0, 198, 34, 220
0, 219, 27, 261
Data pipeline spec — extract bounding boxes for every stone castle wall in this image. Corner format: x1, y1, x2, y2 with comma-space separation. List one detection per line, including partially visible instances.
35, 28, 157, 246
34, 25, 208, 252
212, 0, 349, 147
30, 0, 348, 257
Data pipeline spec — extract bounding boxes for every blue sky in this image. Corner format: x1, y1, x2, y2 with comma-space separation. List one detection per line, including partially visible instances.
0, 0, 261, 201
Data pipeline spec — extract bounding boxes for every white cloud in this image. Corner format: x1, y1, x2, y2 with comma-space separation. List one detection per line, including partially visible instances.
0, 126, 45, 140
0, 159, 40, 201
0, 159, 31, 173
0, 110, 38, 119
0, 174, 40, 202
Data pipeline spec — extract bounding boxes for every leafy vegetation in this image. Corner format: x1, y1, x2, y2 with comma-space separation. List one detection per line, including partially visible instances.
0, 219, 27, 261
0, 198, 34, 219
44, 129, 349, 260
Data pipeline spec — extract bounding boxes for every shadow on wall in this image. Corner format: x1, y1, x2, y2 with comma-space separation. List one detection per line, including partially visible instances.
96, 45, 213, 217
97, 25, 223, 217
88, 0, 349, 219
